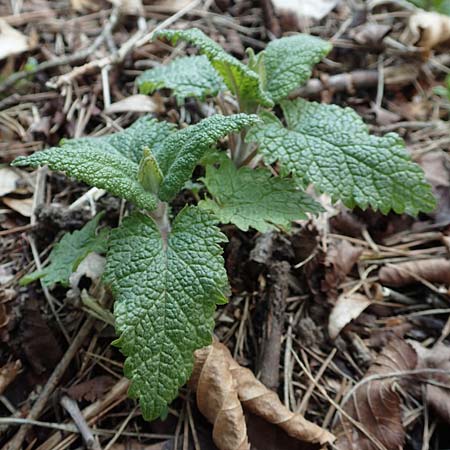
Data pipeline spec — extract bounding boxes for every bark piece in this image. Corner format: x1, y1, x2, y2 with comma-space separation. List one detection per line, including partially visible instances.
191, 342, 334, 450
259, 261, 290, 390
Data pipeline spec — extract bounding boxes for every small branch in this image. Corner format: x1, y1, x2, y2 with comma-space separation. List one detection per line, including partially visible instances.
60, 396, 102, 450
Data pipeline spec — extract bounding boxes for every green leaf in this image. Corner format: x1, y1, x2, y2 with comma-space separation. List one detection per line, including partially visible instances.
21, 213, 108, 287
261, 34, 331, 103
12, 118, 175, 211
13, 140, 158, 211
155, 28, 273, 109
247, 99, 436, 215
104, 206, 228, 420
153, 113, 259, 202
199, 158, 323, 232
137, 55, 225, 103
93, 116, 175, 164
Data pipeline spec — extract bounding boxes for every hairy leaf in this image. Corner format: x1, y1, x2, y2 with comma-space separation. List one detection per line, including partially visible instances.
93, 116, 175, 164
21, 213, 108, 287
247, 99, 436, 215
137, 55, 225, 103
199, 158, 323, 232
262, 34, 331, 103
155, 28, 273, 109
13, 139, 158, 211
12, 118, 175, 210
104, 207, 228, 420
153, 113, 259, 201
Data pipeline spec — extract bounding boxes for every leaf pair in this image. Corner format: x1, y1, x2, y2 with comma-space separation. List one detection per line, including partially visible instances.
138, 29, 435, 216
13, 114, 258, 208
138, 29, 331, 108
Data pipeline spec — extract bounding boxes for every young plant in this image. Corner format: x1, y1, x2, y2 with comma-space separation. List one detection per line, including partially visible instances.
13, 28, 435, 421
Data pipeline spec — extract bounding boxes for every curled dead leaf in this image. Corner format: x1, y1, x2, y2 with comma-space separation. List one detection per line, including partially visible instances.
328, 293, 371, 339
334, 338, 417, 450
379, 258, 450, 287
191, 342, 334, 450
409, 11, 450, 51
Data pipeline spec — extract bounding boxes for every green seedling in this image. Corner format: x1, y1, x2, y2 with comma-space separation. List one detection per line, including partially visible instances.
13, 28, 435, 421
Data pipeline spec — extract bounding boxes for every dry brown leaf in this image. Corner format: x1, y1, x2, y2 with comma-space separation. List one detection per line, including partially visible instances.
334, 338, 417, 450
379, 258, 450, 287
67, 375, 115, 402
349, 23, 391, 46
2, 197, 33, 217
419, 151, 450, 223
328, 293, 372, 339
104, 94, 164, 114
0, 360, 22, 395
323, 240, 363, 299
191, 342, 334, 450
0, 19, 30, 60
409, 11, 450, 51
409, 341, 450, 424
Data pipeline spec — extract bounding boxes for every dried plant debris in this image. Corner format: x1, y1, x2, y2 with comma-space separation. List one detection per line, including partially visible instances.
408, 10, 450, 50
334, 338, 417, 450
379, 258, 450, 287
190, 341, 334, 450
323, 240, 363, 299
409, 340, 450, 424
328, 293, 372, 339
0, 360, 22, 395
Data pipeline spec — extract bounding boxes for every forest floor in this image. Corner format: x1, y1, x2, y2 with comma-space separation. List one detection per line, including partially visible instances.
1, 0, 450, 449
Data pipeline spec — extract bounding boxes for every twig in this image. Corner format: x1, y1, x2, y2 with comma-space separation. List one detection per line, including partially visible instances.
60, 396, 102, 450
0, 7, 120, 94
3, 317, 96, 450
37, 377, 130, 450
297, 349, 337, 415
290, 349, 388, 450
103, 405, 137, 450
53, 0, 202, 88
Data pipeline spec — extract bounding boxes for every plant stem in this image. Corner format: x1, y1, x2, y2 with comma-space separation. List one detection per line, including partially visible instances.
150, 202, 171, 247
